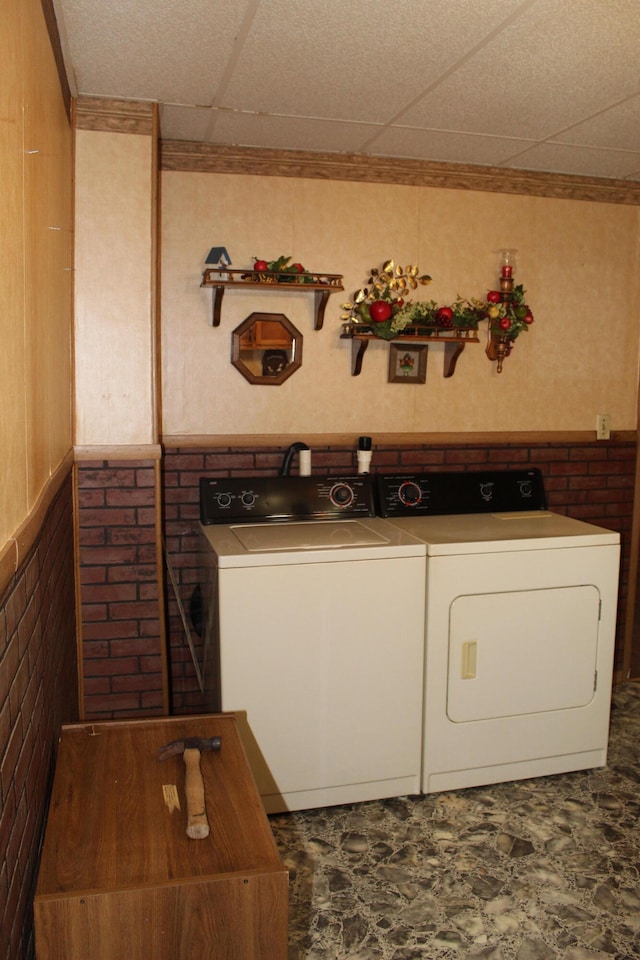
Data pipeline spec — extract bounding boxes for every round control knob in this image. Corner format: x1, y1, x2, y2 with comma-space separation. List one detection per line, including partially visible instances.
330, 482, 354, 508
398, 481, 422, 506
241, 491, 257, 508
216, 492, 232, 508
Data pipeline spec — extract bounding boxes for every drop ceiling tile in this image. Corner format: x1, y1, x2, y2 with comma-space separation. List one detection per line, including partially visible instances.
368, 126, 535, 166
207, 111, 381, 153
505, 142, 640, 180
220, 0, 529, 123
555, 96, 640, 151
400, 0, 640, 140
55, 0, 253, 104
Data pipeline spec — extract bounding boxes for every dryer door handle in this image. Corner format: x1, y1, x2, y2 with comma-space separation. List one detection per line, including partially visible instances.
461, 641, 478, 680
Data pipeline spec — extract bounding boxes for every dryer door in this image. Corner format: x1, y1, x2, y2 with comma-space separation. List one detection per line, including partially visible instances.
447, 585, 600, 723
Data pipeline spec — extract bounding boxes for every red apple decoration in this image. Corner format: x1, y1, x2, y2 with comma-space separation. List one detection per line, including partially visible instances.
254, 259, 268, 271
487, 290, 502, 303
369, 300, 392, 323
436, 306, 453, 327
524, 310, 534, 324
499, 316, 511, 330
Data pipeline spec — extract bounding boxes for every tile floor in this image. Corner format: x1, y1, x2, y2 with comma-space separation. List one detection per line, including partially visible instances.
270, 682, 640, 960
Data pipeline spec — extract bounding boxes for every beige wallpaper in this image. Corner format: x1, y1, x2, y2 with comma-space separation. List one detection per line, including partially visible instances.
161, 172, 640, 438
74, 130, 155, 446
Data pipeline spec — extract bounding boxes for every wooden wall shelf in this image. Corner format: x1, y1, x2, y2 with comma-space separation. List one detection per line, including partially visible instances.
341, 328, 480, 377
201, 268, 343, 329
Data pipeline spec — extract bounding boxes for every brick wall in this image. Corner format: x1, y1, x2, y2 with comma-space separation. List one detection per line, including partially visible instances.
163, 439, 635, 713
0, 475, 77, 960
76, 460, 167, 719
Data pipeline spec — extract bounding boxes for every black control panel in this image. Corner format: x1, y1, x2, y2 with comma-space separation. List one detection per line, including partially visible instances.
200, 475, 376, 524
376, 469, 547, 517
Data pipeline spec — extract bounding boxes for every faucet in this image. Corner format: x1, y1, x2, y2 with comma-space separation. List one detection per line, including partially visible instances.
279, 442, 310, 476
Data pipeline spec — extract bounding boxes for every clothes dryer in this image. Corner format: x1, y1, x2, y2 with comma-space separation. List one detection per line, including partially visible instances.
377, 469, 621, 793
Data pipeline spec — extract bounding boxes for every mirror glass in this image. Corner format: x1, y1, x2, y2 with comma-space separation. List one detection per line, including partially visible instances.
231, 312, 303, 385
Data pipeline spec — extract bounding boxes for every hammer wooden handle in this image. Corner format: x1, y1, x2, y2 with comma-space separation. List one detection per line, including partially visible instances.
183, 748, 210, 839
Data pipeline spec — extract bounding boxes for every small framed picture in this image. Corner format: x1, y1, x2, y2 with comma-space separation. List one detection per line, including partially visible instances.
388, 343, 428, 383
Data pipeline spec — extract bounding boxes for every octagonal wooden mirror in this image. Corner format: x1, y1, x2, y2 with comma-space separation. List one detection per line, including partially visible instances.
231, 312, 303, 385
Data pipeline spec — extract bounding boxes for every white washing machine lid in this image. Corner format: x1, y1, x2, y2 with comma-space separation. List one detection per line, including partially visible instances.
231, 520, 387, 551
387, 510, 620, 555
201, 517, 426, 567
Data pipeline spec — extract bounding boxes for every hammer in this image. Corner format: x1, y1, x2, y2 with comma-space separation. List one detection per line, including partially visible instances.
158, 736, 221, 839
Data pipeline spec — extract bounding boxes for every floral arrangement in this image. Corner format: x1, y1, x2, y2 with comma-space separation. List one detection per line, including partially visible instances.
244, 255, 315, 283
389, 297, 487, 337
341, 260, 534, 343
340, 261, 432, 340
484, 283, 534, 339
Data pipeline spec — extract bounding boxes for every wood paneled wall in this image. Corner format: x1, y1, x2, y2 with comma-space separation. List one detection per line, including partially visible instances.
0, 0, 73, 572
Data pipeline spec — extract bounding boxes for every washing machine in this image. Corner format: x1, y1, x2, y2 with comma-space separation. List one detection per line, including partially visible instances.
377, 468, 621, 794
198, 474, 427, 814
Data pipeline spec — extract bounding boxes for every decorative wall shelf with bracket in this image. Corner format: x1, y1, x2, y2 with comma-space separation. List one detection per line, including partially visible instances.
339, 256, 533, 376
341, 327, 480, 377
201, 268, 344, 330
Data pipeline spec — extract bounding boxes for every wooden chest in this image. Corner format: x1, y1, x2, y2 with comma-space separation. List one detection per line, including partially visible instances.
34, 714, 288, 959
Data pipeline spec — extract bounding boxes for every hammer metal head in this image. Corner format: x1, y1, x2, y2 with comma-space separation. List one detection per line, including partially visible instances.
158, 736, 222, 761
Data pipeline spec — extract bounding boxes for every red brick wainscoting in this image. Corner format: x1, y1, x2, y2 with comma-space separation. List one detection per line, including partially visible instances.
163, 440, 634, 714
0, 475, 77, 960
76, 460, 167, 720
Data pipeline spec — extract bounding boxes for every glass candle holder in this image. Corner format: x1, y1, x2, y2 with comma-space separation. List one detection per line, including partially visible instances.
499, 249, 517, 279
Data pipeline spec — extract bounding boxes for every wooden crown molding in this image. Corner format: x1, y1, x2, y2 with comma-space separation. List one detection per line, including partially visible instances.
160, 140, 640, 206
74, 96, 156, 135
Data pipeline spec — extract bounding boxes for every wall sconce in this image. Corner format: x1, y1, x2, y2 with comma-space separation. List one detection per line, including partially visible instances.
486, 249, 531, 373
